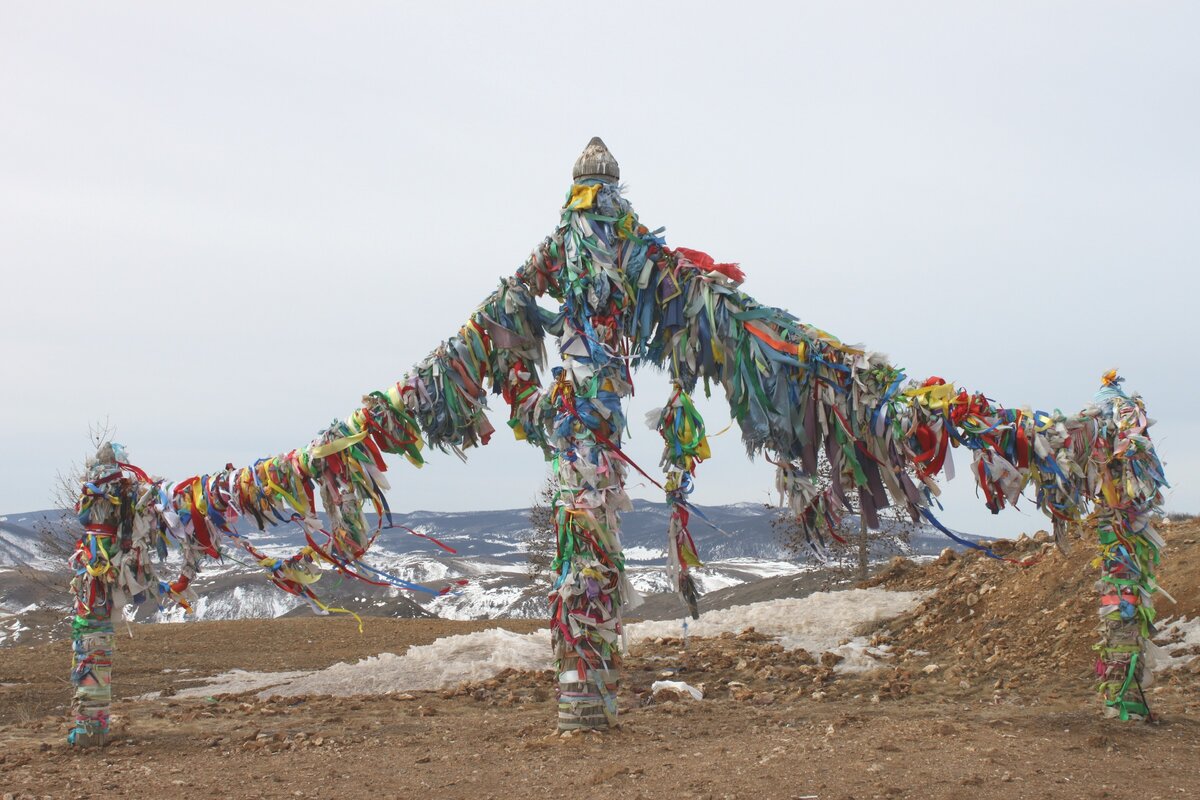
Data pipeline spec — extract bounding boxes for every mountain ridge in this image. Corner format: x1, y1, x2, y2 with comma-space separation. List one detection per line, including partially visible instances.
0, 500, 995, 641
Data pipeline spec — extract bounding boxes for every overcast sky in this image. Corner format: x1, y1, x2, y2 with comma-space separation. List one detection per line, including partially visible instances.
2, 3, 1197, 540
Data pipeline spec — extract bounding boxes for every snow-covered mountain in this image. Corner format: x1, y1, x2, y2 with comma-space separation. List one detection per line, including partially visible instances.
0, 501, 983, 641
0, 515, 62, 572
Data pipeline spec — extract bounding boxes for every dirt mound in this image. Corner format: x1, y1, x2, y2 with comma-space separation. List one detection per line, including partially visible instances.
456, 513, 1200, 711
863, 518, 1200, 703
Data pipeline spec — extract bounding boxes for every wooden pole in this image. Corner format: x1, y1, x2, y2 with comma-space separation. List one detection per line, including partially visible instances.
857, 511, 869, 582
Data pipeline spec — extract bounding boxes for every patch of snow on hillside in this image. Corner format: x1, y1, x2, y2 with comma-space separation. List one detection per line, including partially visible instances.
624, 546, 666, 561
0, 525, 62, 571
725, 501, 769, 515
624, 559, 804, 596
626, 569, 672, 594
691, 572, 744, 592
424, 582, 531, 620
711, 558, 810, 578
143, 585, 302, 623
360, 553, 458, 583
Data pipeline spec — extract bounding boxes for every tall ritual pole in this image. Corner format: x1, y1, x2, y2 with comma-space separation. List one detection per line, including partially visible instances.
1092, 375, 1167, 720
548, 138, 640, 731
68, 444, 123, 747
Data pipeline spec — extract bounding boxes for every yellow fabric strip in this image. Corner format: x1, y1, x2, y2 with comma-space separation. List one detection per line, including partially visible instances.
312, 598, 364, 633
310, 430, 370, 459
567, 183, 600, 211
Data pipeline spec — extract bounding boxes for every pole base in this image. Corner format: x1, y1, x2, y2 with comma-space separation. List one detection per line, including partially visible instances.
557, 668, 618, 731
68, 729, 107, 748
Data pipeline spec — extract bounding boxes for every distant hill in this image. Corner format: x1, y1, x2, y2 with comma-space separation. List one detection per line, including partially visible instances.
1, 499, 987, 566
0, 500, 990, 642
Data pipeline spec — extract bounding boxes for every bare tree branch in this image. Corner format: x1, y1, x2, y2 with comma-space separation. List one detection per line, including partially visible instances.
16, 420, 116, 598
772, 453, 916, 587
525, 475, 558, 589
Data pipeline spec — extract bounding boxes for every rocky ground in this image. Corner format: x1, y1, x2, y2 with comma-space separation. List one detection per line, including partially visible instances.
2, 520, 1198, 799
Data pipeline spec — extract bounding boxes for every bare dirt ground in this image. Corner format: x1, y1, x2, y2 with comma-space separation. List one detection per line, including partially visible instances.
2, 521, 1199, 800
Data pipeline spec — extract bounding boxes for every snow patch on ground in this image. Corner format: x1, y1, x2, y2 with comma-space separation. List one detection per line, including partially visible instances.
177, 588, 923, 698
258, 628, 551, 698
1158, 617, 1200, 664
629, 588, 925, 672
0, 602, 39, 616
170, 670, 313, 699
0, 618, 30, 645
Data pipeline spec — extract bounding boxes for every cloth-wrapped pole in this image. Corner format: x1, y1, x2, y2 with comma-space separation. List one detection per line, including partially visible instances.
543, 174, 649, 730
1092, 375, 1168, 720
69, 616, 113, 746
68, 444, 124, 746
548, 377, 631, 729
